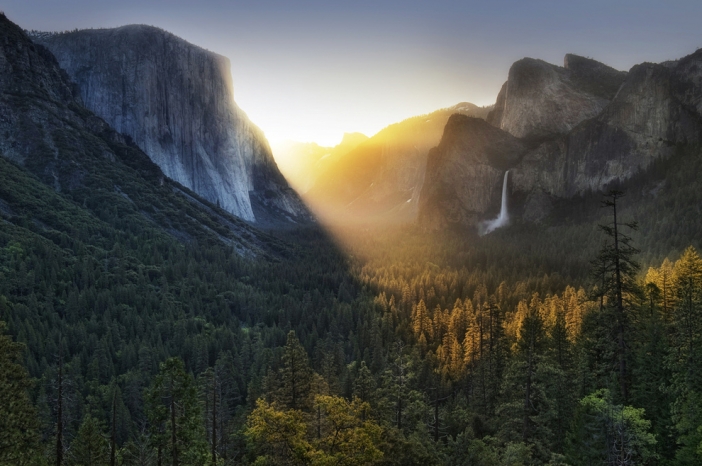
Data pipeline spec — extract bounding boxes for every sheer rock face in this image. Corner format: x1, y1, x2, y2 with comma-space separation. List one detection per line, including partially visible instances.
487, 55, 627, 141
35, 25, 308, 225
511, 54, 702, 200
418, 115, 527, 230
421, 51, 702, 229
0, 14, 274, 254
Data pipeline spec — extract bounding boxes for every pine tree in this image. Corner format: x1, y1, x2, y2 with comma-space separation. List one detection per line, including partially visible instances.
630, 280, 675, 461
353, 361, 376, 406
0, 320, 40, 465
145, 357, 207, 466
547, 301, 577, 454
668, 246, 702, 463
591, 190, 640, 403
497, 307, 557, 462
68, 414, 109, 466
412, 300, 432, 348
277, 331, 313, 411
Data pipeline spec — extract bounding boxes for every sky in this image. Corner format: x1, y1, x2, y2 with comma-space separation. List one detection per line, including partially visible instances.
4, 0, 702, 148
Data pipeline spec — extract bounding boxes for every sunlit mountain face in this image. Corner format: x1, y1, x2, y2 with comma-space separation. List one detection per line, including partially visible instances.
273, 132, 370, 194
300, 103, 493, 225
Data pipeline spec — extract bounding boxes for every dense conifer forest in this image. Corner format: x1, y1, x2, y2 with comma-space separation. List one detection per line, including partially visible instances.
1, 140, 702, 465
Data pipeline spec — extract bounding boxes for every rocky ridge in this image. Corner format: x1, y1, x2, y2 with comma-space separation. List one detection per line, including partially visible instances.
420, 52, 702, 229
487, 54, 627, 141
33, 25, 309, 226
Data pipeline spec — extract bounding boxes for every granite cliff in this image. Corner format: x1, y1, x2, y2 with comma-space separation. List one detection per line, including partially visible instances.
511, 51, 702, 218
418, 115, 527, 229
420, 51, 702, 229
487, 54, 627, 141
33, 25, 308, 225
0, 14, 274, 254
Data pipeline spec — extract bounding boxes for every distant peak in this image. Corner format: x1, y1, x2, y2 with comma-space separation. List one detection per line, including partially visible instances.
449, 102, 479, 112
563, 53, 591, 68
563, 53, 624, 73
339, 132, 368, 147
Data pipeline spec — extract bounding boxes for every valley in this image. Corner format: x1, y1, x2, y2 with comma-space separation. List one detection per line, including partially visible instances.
0, 8, 701, 466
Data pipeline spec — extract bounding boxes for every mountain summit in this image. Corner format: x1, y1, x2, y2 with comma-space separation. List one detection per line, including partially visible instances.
487, 54, 627, 142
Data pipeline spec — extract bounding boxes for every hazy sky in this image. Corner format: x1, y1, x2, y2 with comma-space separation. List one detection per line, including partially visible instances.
4, 1, 702, 147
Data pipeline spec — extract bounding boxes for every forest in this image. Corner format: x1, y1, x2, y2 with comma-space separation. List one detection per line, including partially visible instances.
1, 142, 702, 465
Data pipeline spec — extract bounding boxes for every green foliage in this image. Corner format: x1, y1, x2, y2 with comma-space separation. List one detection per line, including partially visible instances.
667, 246, 702, 463
497, 310, 558, 462
566, 389, 656, 466
245, 395, 384, 466
312, 395, 383, 466
245, 399, 313, 466
278, 331, 314, 411
145, 358, 207, 466
1, 114, 702, 465
67, 414, 109, 466
0, 320, 41, 465
446, 434, 500, 466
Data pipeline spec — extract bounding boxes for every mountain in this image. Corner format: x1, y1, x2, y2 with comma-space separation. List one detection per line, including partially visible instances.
0, 13, 279, 255
305, 103, 492, 223
418, 115, 527, 229
274, 132, 369, 193
512, 54, 702, 202
487, 54, 627, 142
419, 51, 702, 229
32, 25, 309, 226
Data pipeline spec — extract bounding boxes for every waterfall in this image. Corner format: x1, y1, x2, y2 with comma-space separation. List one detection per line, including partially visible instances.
478, 170, 510, 236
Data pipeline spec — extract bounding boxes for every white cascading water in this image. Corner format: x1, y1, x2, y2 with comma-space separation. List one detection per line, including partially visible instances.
478, 170, 510, 236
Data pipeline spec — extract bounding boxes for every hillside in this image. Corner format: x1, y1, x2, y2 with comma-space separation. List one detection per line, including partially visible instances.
275, 132, 369, 193
305, 103, 492, 223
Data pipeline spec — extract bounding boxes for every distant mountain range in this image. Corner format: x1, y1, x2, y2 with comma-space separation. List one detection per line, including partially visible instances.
287, 48, 702, 232
299, 103, 492, 223
275, 132, 370, 194
6, 12, 702, 236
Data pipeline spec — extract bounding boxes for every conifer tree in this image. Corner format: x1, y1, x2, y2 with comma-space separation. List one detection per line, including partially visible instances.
277, 330, 313, 411
547, 305, 576, 454
497, 306, 556, 461
592, 190, 640, 402
630, 280, 674, 460
68, 414, 109, 466
353, 361, 376, 406
0, 320, 40, 465
668, 246, 702, 463
145, 357, 207, 466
